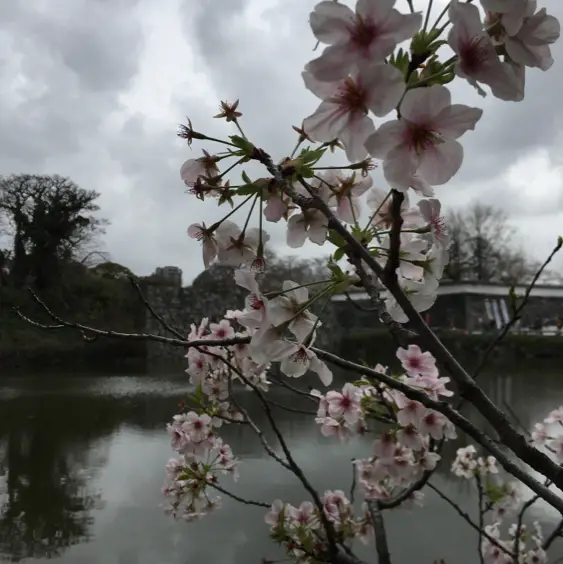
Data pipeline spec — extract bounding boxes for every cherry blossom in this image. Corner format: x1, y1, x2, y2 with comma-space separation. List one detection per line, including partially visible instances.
367, 187, 423, 229
287, 208, 329, 247
302, 63, 406, 163
268, 280, 320, 341
448, 0, 524, 101
188, 223, 218, 268
365, 85, 483, 190
180, 153, 219, 188
322, 170, 373, 223
325, 383, 363, 424
280, 342, 333, 386
209, 319, 235, 340
307, 0, 422, 82
481, 0, 528, 36
384, 276, 439, 324
504, 2, 561, 71
216, 221, 269, 266
234, 268, 269, 329
379, 233, 427, 280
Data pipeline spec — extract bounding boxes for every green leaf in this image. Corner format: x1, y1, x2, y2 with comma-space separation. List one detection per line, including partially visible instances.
327, 229, 347, 248
236, 183, 259, 196
228, 135, 255, 156
241, 170, 252, 184
333, 247, 345, 262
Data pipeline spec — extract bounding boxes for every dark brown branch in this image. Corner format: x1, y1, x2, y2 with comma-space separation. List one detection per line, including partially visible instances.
21, 288, 250, 349
383, 190, 404, 285
129, 276, 186, 340
367, 501, 392, 564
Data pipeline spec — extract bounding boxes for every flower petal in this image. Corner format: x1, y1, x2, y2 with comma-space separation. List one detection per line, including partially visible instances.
310, 1, 355, 44
338, 114, 376, 163
418, 138, 464, 186
400, 84, 451, 124
306, 43, 356, 82
364, 120, 406, 159
433, 104, 483, 139
362, 63, 406, 117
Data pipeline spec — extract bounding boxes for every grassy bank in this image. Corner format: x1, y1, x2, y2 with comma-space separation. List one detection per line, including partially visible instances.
0, 273, 147, 373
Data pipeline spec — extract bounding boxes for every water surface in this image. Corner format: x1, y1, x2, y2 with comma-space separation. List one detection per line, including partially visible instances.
1, 370, 562, 563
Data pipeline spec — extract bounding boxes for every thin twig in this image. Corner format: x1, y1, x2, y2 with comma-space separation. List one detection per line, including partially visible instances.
427, 482, 514, 559
544, 519, 563, 551
206, 481, 270, 508
472, 240, 562, 380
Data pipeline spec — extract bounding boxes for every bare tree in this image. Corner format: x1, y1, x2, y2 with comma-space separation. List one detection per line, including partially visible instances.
445, 203, 540, 284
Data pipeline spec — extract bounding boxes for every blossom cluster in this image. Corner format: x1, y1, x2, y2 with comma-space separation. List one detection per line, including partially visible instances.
162, 410, 240, 521
265, 492, 374, 561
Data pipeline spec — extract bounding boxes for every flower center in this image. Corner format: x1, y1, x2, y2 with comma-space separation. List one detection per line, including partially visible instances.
334, 77, 367, 114
406, 123, 444, 154
350, 15, 379, 55
459, 37, 489, 73
290, 347, 309, 364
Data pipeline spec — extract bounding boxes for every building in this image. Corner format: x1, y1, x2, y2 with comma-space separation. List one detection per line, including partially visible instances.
331, 282, 563, 334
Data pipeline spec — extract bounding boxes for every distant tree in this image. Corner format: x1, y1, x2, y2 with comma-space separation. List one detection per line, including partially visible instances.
90, 261, 135, 280
445, 203, 540, 284
0, 174, 108, 290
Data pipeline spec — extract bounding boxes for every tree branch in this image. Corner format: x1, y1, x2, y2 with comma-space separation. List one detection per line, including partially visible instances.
367, 501, 392, 564
206, 481, 270, 508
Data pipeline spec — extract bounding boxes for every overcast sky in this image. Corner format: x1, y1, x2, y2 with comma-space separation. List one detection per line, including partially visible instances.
1, 0, 563, 284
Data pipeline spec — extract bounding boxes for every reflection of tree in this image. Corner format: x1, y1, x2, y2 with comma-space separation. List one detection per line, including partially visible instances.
0, 389, 179, 562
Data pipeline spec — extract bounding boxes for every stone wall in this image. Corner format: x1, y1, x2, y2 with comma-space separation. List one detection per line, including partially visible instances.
141, 264, 341, 360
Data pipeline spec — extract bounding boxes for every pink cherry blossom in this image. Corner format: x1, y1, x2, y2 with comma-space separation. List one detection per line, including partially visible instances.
504, 2, 560, 71
280, 342, 333, 386
322, 170, 373, 223
365, 85, 483, 190
265, 499, 286, 526
188, 223, 218, 268
384, 272, 439, 323
379, 233, 427, 280
180, 155, 219, 188
397, 345, 439, 378
287, 208, 329, 247
417, 410, 451, 440
482, 0, 528, 36
417, 198, 449, 248
234, 268, 269, 329
302, 63, 406, 163
268, 280, 319, 341
531, 422, 549, 445
397, 424, 425, 451
448, 0, 524, 101
396, 399, 426, 428
182, 411, 212, 442
216, 221, 270, 266
307, 0, 422, 82
209, 319, 235, 340
545, 406, 563, 424
325, 383, 363, 424
367, 187, 423, 230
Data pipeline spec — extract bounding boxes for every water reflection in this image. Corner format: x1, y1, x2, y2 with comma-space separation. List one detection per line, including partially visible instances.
0, 371, 561, 563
